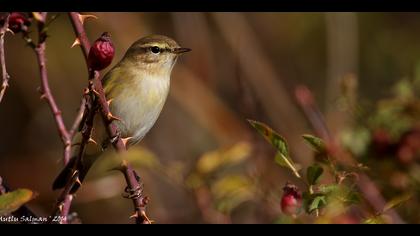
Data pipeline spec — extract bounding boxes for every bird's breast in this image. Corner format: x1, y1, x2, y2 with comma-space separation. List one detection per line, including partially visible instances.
109, 74, 170, 145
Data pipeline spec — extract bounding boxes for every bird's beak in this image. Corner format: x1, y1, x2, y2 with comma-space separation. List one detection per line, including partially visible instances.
173, 47, 192, 54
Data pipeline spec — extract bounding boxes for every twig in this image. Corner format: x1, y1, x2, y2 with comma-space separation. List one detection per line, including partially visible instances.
294, 84, 405, 224
0, 13, 10, 103
69, 96, 86, 138
0, 176, 6, 194
48, 171, 79, 222
28, 12, 76, 224
68, 12, 150, 224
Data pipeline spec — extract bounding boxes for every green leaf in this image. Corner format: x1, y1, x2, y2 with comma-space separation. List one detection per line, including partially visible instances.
247, 120, 288, 157
274, 152, 301, 178
309, 195, 327, 213
319, 184, 361, 205
302, 134, 326, 153
0, 189, 35, 216
318, 184, 340, 194
248, 120, 301, 178
383, 193, 412, 213
306, 164, 324, 185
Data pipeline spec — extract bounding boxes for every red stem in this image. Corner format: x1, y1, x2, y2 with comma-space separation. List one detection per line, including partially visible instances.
31, 12, 76, 224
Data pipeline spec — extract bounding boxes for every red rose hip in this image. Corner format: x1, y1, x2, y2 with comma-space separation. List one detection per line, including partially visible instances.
5, 12, 31, 33
88, 32, 115, 71
281, 182, 302, 216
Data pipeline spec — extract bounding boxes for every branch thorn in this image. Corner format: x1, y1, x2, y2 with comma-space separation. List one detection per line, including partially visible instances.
77, 14, 98, 25
88, 137, 98, 145
107, 112, 122, 122
122, 137, 132, 146
5, 28, 15, 35
75, 177, 82, 186
71, 38, 81, 48
107, 98, 113, 106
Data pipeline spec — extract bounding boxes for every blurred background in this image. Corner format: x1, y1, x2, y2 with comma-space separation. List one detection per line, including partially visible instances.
1, 12, 420, 224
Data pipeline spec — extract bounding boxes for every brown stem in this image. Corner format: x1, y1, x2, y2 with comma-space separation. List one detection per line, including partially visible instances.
294, 84, 405, 224
47, 171, 79, 224
68, 12, 149, 224
0, 13, 10, 103
30, 12, 74, 224
0, 176, 6, 194
69, 96, 87, 138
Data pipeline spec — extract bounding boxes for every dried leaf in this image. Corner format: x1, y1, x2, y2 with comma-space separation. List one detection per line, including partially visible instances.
248, 120, 301, 178
248, 120, 288, 157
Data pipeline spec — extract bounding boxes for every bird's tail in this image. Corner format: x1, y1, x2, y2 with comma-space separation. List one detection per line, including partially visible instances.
52, 153, 100, 194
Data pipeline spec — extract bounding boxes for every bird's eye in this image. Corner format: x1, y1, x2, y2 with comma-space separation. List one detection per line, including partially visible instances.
151, 46, 161, 54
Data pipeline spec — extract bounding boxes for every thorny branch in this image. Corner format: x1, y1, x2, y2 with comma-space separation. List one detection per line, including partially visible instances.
68, 12, 150, 224
27, 12, 87, 224
0, 176, 6, 194
294, 85, 405, 224
0, 13, 11, 103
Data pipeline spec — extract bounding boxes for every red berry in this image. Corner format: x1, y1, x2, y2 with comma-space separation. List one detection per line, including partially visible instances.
87, 32, 115, 71
280, 183, 302, 216
5, 12, 31, 33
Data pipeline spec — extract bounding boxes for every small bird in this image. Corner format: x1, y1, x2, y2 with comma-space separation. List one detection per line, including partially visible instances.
53, 35, 191, 193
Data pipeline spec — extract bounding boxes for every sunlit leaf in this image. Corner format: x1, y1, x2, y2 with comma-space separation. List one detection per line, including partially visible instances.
211, 175, 254, 214
306, 164, 323, 185
197, 142, 251, 174
247, 120, 288, 156
302, 134, 326, 153
0, 189, 35, 216
274, 153, 301, 178
383, 193, 412, 213
248, 120, 301, 178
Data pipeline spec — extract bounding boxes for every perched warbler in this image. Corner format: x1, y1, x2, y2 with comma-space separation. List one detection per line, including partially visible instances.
53, 35, 190, 193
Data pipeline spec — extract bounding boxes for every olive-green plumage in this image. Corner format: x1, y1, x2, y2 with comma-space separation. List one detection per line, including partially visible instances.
53, 35, 190, 193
